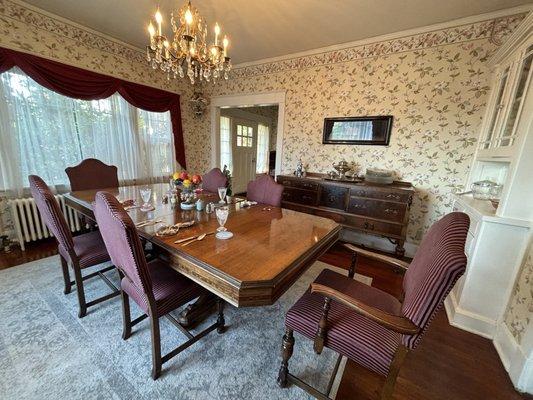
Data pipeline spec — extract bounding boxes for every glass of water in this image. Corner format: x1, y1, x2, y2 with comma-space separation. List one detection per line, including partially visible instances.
218, 186, 227, 204
216, 206, 228, 232
140, 186, 152, 211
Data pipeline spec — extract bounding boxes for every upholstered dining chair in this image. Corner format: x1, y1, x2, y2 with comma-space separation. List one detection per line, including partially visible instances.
28, 175, 120, 318
247, 174, 284, 207
93, 191, 226, 380
202, 167, 228, 193
277, 212, 470, 400
65, 158, 119, 191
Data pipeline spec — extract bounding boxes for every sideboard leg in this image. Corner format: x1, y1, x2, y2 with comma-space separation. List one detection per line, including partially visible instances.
395, 240, 405, 257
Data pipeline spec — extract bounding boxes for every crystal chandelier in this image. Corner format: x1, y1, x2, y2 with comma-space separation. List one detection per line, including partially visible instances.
146, 1, 231, 84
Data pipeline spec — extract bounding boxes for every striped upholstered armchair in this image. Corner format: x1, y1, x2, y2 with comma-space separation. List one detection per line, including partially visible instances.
277, 212, 470, 399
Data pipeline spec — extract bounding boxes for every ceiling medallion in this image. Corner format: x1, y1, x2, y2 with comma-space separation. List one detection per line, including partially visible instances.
146, 1, 231, 85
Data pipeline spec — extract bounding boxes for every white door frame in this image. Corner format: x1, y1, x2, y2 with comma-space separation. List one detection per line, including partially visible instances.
210, 91, 286, 177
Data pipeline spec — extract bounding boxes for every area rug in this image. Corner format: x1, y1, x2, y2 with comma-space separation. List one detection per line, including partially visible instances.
0, 256, 371, 400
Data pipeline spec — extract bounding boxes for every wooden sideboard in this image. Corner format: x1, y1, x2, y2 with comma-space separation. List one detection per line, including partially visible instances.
277, 174, 414, 255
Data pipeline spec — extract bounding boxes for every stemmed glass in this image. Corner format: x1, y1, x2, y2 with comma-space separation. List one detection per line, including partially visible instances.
218, 186, 227, 204
139, 186, 153, 211
215, 206, 233, 239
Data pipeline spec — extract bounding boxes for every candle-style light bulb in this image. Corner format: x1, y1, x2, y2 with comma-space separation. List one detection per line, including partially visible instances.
148, 22, 155, 39
155, 8, 163, 36
214, 23, 220, 46
223, 36, 229, 57
185, 8, 193, 25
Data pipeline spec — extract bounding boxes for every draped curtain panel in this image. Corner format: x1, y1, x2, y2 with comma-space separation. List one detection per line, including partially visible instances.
0, 47, 186, 168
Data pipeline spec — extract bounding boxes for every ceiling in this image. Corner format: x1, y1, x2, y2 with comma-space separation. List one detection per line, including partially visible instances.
24, 0, 532, 64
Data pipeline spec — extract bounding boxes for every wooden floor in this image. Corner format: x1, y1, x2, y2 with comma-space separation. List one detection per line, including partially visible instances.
0, 240, 529, 400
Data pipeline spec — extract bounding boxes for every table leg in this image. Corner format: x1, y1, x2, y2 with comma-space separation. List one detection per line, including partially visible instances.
178, 293, 218, 327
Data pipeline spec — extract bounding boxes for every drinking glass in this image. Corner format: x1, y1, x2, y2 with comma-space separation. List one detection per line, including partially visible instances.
218, 186, 227, 204
140, 186, 152, 210
216, 206, 229, 232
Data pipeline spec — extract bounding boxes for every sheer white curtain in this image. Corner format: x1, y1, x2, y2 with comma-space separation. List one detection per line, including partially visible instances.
0, 67, 175, 194
256, 123, 270, 174
220, 116, 232, 172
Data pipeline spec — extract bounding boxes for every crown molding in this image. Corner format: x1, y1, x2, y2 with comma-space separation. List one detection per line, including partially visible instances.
489, 11, 533, 67
233, 4, 533, 70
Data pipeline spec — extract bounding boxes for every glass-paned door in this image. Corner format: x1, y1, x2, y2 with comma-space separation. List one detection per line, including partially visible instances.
231, 118, 257, 193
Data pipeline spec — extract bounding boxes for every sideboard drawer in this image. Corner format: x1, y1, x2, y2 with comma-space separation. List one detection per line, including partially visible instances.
347, 197, 407, 222
349, 216, 403, 237
282, 188, 318, 206
278, 177, 319, 192
350, 187, 411, 203
320, 185, 348, 210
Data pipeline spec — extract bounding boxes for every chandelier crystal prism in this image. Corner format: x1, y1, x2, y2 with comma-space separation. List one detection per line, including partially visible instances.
146, 1, 231, 85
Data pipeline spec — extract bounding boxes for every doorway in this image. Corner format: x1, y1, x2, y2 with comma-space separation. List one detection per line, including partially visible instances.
211, 92, 285, 195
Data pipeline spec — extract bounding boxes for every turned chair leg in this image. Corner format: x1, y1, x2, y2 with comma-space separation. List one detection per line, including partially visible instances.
121, 292, 132, 340
72, 262, 87, 318
150, 313, 162, 380
60, 255, 71, 294
348, 252, 358, 279
277, 328, 294, 388
381, 346, 408, 400
217, 298, 226, 334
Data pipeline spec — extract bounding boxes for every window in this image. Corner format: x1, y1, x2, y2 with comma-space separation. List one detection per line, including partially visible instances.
236, 124, 253, 147
0, 68, 174, 192
256, 124, 270, 173
220, 116, 232, 172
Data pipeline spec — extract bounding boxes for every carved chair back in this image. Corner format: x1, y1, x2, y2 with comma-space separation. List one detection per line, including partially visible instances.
401, 212, 469, 348
65, 158, 119, 191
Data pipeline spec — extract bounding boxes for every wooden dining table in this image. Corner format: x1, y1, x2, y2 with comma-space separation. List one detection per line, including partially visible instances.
64, 183, 340, 320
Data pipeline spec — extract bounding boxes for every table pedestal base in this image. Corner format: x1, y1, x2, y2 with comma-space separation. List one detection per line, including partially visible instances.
178, 293, 218, 327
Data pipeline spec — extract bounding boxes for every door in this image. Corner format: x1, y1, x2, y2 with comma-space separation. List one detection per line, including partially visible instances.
231, 118, 257, 193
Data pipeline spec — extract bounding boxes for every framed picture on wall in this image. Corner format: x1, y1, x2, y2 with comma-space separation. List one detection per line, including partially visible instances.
322, 115, 393, 145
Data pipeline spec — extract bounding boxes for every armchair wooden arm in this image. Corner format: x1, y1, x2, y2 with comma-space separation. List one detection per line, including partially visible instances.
344, 243, 410, 273
310, 283, 419, 335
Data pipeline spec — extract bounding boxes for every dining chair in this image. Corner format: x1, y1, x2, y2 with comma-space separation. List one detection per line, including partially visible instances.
93, 191, 226, 380
277, 212, 470, 400
202, 167, 228, 193
247, 174, 284, 207
65, 158, 119, 191
28, 175, 120, 318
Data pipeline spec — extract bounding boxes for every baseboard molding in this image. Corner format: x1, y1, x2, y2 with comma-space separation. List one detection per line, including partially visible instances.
444, 291, 496, 339
493, 322, 532, 394
340, 229, 419, 258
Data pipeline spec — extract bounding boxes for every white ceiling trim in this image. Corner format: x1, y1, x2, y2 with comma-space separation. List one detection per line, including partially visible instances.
233, 4, 533, 70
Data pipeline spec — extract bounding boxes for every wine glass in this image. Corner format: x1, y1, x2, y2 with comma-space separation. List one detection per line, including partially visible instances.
218, 186, 227, 204
140, 186, 153, 211
215, 206, 233, 239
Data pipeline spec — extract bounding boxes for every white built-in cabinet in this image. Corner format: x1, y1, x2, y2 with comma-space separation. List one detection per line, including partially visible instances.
446, 14, 533, 341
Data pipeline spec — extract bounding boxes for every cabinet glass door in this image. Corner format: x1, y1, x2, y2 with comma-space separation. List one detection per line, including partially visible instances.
499, 45, 533, 147
482, 67, 509, 149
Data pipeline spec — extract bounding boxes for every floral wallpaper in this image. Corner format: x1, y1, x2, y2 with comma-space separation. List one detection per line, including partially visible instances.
505, 241, 533, 344
207, 23, 528, 243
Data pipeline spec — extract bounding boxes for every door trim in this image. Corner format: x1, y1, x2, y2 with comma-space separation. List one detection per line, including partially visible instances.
210, 91, 286, 177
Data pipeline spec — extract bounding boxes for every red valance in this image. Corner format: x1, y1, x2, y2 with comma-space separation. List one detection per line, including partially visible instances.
0, 47, 186, 168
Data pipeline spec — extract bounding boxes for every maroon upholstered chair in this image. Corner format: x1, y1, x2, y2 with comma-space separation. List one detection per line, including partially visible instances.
28, 175, 120, 318
247, 175, 284, 207
65, 158, 119, 191
202, 168, 228, 194
277, 212, 470, 399
93, 191, 226, 380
